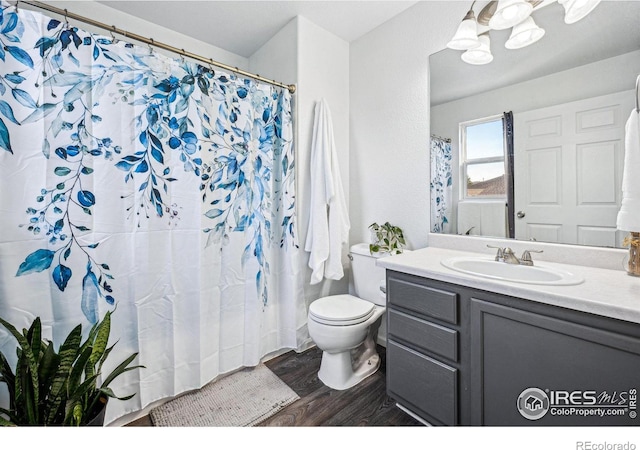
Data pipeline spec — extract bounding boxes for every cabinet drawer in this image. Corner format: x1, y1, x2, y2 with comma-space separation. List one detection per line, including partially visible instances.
388, 309, 458, 362
387, 340, 458, 425
388, 276, 458, 324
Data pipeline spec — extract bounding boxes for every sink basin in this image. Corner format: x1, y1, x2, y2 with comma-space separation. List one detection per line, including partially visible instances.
441, 256, 584, 286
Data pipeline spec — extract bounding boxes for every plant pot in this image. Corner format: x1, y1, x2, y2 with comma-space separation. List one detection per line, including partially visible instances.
87, 397, 108, 426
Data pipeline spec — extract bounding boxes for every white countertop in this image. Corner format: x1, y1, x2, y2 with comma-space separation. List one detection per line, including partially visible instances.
376, 247, 640, 325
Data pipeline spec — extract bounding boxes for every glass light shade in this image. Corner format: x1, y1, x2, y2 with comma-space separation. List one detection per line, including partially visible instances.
461, 33, 493, 65
505, 16, 545, 49
488, 0, 533, 30
559, 0, 602, 24
446, 10, 480, 50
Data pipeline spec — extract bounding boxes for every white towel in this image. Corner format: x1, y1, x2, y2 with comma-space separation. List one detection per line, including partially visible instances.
305, 99, 350, 284
617, 109, 640, 231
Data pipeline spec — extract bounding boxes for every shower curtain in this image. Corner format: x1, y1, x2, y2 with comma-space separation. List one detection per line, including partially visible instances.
430, 136, 452, 233
0, 3, 303, 424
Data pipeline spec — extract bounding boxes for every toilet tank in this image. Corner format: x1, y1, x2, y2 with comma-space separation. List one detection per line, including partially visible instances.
350, 243, 387, 306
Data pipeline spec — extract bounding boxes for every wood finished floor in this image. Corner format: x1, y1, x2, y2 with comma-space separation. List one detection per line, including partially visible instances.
126, 345, 421, 427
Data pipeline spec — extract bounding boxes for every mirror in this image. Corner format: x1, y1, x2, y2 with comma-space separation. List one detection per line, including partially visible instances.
429, 0, 640, 248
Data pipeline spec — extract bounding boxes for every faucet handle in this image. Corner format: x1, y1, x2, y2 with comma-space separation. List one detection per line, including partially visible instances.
520, 249, 543, 266
487, 245, 505, 261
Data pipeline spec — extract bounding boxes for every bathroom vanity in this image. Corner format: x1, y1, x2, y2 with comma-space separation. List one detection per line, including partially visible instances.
379, 247, 640, 426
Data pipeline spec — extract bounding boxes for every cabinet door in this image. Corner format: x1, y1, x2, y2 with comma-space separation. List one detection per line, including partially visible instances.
470, 299, 640, 426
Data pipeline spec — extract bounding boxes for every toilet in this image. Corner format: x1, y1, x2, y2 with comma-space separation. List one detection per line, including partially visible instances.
308, 243, 387, 390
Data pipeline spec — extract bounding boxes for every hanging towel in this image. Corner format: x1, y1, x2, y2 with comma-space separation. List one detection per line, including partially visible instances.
617, 108, 640, 231
305, 99, 350, 285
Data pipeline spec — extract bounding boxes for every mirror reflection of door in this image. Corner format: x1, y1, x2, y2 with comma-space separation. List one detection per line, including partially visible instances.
514, 91, 633, 247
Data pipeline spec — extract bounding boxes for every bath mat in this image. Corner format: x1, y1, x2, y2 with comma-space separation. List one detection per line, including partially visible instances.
149, 364, 299, 427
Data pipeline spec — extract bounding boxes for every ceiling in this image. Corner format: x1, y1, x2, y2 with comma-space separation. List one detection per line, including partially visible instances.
97, 0, 419, 57
430, 0, 640, 105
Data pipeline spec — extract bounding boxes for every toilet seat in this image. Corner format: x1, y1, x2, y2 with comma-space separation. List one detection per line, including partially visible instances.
309, 295, 375, 326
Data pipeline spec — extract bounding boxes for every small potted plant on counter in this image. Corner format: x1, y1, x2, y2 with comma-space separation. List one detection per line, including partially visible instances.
369, 222, 406, 255
0, 310, 143, 426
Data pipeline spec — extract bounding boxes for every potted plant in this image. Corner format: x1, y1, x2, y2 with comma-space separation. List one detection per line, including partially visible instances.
0, 310, 143, 426
369, 222, 406, 255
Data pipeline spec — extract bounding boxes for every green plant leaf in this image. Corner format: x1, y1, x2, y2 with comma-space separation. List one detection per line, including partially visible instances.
63, 400, 83, 426
67, 346, 92, 397
101, 352, 141, 387
78, 321, 100, 378
89, 310, 111, 369
38, 341, 60, 420
26, 318, 42, 362
46, 324, 82, 423
100, 386, 135, 401
66, 373, 99, 403
98, 342, 116, 375
0, 413, 16, 427
0, 350, 16, 408
0, 317, 40, 423
17, 351, 37, 424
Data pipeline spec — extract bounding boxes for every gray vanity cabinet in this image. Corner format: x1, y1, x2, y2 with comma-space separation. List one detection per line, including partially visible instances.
386, 270, 640, 426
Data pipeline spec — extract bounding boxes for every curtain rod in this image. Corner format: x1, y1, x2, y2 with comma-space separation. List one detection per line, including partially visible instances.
430, 134, 451, 143
19, 1, 297, 94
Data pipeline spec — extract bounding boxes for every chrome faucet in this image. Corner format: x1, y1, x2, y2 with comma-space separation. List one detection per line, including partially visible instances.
519, 249, 543, 266
487, 245, 504, 262
502, 248, 520, 265
487, 245, 543, 266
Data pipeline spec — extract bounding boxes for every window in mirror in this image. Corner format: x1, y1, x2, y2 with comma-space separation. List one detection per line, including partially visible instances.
461, 116, 506, 199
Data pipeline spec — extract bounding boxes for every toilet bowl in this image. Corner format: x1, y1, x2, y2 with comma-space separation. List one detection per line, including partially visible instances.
307, 243, 387, 390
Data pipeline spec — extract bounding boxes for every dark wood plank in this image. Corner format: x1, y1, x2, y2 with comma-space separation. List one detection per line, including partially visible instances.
264, 345, 325, 398
260, 345, 421, 427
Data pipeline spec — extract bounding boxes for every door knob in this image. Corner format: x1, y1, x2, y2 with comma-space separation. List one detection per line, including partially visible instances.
516, 211, 526, 219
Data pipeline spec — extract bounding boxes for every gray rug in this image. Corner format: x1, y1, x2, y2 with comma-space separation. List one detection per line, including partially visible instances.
149, 364, 299, 427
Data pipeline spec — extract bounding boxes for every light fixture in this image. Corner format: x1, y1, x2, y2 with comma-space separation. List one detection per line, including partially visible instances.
505, 16, 545, 49
558, 0, 602, 24
446, 7, 480, 50
447, 0, 603, 65
488, 0, 533, 30
461, 33, 493, 65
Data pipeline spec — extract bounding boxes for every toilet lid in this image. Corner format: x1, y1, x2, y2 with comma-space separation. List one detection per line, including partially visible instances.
309, 295, 375, 326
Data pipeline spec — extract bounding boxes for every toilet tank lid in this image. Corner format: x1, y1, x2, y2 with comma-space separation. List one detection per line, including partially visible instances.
350, 243, 411, 258
350, 243, 374, 257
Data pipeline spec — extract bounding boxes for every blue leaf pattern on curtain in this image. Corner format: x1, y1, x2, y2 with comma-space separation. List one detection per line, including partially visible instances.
430, 136, 452, 233
0, 3, 296, 323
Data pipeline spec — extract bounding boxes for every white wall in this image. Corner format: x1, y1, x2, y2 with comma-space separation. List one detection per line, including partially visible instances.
349, 1, 467, 250
249, 18, 298, 84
